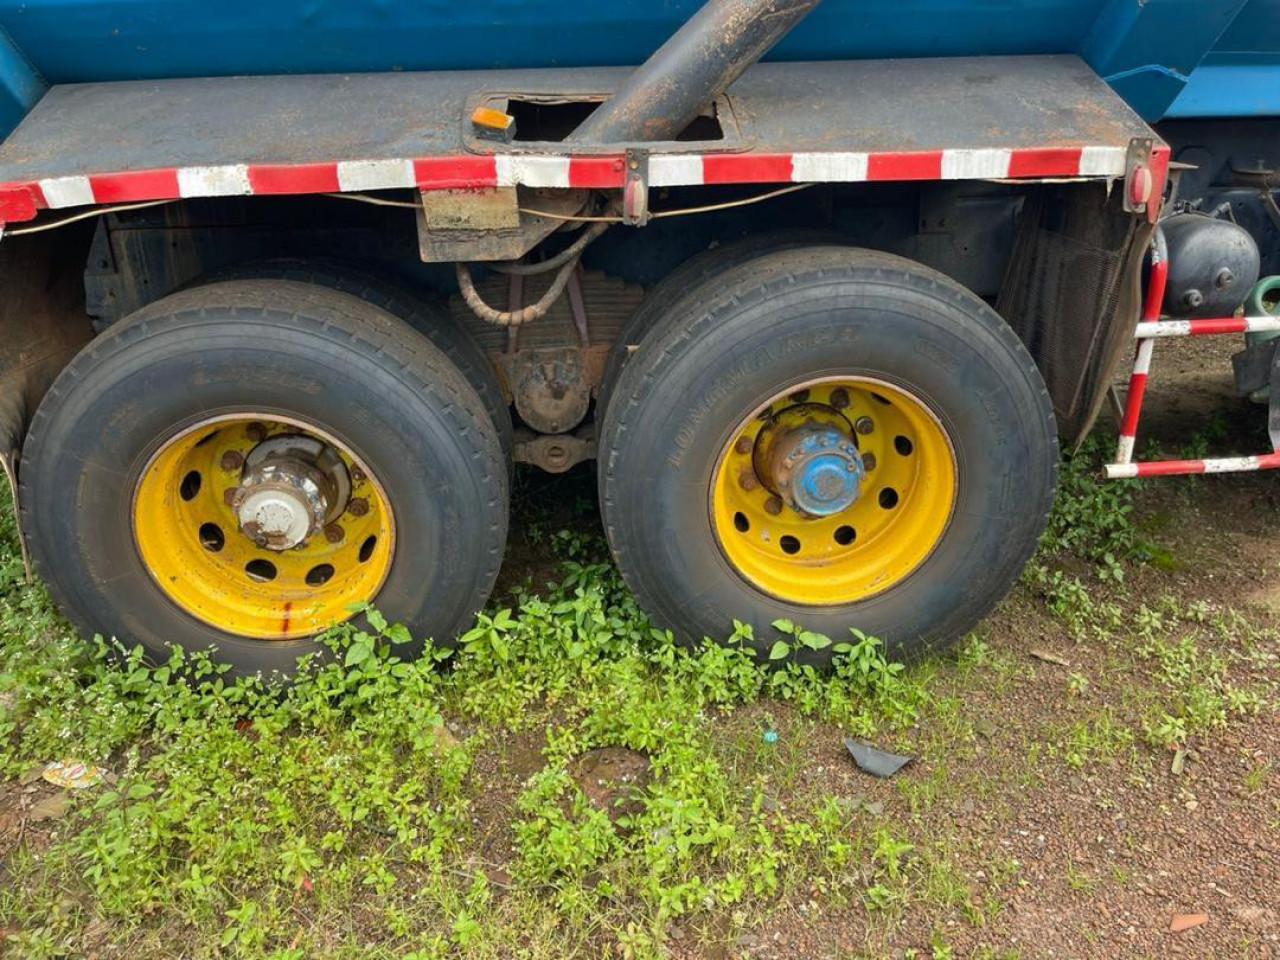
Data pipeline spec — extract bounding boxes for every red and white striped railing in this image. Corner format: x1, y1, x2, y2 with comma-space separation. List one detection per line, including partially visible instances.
1106, 226, 1279, 480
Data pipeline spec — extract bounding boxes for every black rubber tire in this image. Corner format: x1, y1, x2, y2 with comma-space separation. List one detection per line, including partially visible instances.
599, 246, 1058, 664
21, 279, 508, 678
597, 230, 846, 416
197, 258, 512, 458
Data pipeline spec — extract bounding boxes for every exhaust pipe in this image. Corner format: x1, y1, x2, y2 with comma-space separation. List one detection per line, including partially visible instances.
566, 0, 821, 144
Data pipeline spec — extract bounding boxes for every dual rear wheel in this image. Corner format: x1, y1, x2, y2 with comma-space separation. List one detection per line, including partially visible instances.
21, 247, 1057, 674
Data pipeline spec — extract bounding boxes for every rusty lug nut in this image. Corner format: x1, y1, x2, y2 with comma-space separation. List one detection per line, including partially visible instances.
830, 387, 850, 409
734, 436, 753, 455
324, 523, 345, 544
351, 467, 366, 483
220, 450, 244, 472
223, 487, 239, 506
738, 469, 759, 491
347, 497, 370, 517
862, 452, 877, 472
790, 388, 810, 403
855, 416, 875, 435
764, 496, 783, 516
245, 422, 267, 443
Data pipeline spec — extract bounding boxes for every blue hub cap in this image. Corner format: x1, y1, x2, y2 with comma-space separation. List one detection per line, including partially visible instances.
776, 426, 864, 516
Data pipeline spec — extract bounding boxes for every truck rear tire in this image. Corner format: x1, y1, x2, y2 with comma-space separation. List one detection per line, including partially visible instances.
599, 246, 1058, 663
21, 279, 507, 677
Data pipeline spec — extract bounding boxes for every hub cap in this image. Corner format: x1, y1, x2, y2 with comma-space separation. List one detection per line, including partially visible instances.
711, 377, 957, 605
132, 414, 395, 639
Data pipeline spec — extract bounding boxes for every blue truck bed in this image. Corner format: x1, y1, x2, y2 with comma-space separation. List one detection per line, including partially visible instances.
1, 0, 1278, 140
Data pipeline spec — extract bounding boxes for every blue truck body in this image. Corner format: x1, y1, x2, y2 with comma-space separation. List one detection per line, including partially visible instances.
1, 0, 1278, 140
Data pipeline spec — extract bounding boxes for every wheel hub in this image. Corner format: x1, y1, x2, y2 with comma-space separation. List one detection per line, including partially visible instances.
770, 425, 864, 517
229, 435, 350, 551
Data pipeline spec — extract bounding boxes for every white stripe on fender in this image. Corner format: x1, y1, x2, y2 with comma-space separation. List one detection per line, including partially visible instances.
649, 154, 705, 187
791, 152, 869, 182
495, 155, 571, 189
177, 165, 252, 197
335, 159, 416, 192
38, 175, 95, 208
1078, 145, 1128, 177
940, 148, 1011, 179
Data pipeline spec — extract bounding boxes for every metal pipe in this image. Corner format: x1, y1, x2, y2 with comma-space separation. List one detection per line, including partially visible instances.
566, 0, 821, 144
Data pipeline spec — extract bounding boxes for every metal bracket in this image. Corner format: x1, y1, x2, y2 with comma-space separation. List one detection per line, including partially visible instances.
1122, 137, 1156, 217
622, 148, 650, 227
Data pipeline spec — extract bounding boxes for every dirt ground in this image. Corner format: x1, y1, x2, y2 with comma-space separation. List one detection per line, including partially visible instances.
502, 332, 1280, 959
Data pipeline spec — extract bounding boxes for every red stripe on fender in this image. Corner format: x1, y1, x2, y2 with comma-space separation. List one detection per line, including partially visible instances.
1187, 317, 1248, 336
0, 183, 40, 222
89, 169, 181, 204
248, 163, 340, 195
1133, 459, 1208, 477
413, 156, 498, 189
867, 151, 944, 181
1007, 147, 1084, 178
568, 156, 627, 188
702, 153, 793, 184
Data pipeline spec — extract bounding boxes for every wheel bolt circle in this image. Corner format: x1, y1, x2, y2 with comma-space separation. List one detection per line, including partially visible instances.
347, 497, 370, 517
734, 436, 753, 455
324, 523, 345, 544
220, 450, 244, 472
855, 416, 875, 435
738, 470, 759, 491
764, 496, 783, 515
245, 423, 268, 443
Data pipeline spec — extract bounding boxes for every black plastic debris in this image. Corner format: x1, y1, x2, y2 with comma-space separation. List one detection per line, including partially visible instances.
843, 737, 913, 778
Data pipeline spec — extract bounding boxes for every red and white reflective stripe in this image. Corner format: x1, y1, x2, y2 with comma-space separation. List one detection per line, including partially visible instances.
1115, 243, 1167, 464
1106, 452, 1280, 479
1133, 316, 1280, 338
0, 144, 1133, 224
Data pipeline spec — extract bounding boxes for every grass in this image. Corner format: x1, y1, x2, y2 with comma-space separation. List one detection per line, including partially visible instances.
0, 435, 1275, 958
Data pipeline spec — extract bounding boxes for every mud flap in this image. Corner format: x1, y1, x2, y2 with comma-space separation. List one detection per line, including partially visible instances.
0, 228, 95, 574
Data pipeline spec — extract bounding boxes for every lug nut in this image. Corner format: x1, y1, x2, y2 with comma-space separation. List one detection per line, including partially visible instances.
324, 523, 345, 544
764, 496, 783, 516
245, 423, 267, 443
738, 469, 759, 491
830, 388, 850, 409
862, 452, 877, 472
790, 388, 810, 403
351, 467, 366, 483
347, 497, 370, 517
220, 450, 244, 472
223, 487, 238, 506
734, 436, 753, 455
855, 416, 875, 436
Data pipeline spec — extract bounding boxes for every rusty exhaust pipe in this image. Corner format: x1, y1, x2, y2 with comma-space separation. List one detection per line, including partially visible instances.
566, 0, 821, 144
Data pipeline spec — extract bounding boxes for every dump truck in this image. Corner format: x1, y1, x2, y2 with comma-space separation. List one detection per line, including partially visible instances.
0, 0, 1276, 676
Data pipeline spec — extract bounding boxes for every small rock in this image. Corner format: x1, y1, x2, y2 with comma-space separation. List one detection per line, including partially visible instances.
735, 932, 760, 948
863, 800, 886, 816
1170, 912, 1209, 933
28, 792, 71, 821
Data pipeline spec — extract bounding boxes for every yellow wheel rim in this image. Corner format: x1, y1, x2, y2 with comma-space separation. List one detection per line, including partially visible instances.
711, 377, 956, 605
133, 414, 395, 639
